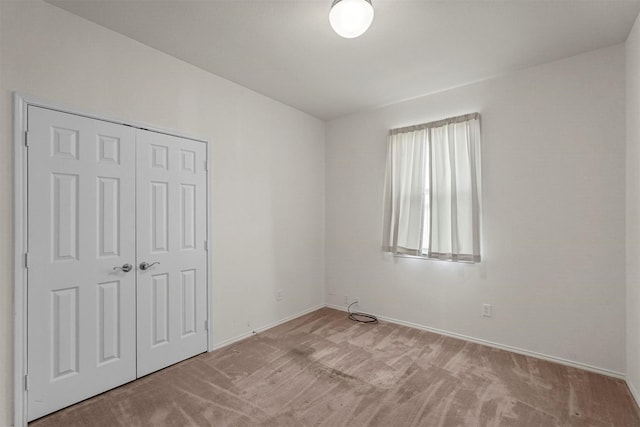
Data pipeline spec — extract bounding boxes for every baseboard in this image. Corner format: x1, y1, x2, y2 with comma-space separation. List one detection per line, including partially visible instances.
325, 303, 625, 380
210, 304, 325, 351
627, 378, 640, 407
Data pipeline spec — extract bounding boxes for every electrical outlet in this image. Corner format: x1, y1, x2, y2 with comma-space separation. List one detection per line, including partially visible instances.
482, 304, 492, 317
344, 295, 349, 305
275, 289, 283, 301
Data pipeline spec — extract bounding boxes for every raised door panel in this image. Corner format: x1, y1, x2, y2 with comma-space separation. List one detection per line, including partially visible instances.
181, 269, 197, 337
51, 287, 79, 379
97, 281, 121, 365
151, 273, 170, 346
97, 177, 120, 258
180, 184, 196, 251
150, 182, 169, 253
51, 173, 79, 262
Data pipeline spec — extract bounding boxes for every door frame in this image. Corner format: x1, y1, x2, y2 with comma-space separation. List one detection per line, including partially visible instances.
13, 92, 214, 427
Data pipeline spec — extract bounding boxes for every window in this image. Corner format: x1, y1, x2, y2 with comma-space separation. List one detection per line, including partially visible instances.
382, 113, 482, 262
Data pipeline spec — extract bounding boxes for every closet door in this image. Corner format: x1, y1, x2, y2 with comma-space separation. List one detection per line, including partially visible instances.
135, 129, 208, 376
27, 107, 137, 421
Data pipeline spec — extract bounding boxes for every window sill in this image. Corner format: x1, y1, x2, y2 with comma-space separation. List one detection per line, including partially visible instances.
391, 253, 479, 264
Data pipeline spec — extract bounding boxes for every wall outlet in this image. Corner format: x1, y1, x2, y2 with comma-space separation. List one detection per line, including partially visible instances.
275, 289, 283, 301
482, 304, 492, 317
344, 295, 349, 305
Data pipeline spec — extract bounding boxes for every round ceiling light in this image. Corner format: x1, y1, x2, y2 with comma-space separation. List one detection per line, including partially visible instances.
329, 0, 374, 39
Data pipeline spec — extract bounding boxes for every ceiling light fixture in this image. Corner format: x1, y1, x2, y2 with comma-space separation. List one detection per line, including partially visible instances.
329, 0, 374, 39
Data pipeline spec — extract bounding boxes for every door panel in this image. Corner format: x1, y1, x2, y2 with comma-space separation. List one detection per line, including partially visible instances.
136, 130, 208, 377
27, 107, 137, 421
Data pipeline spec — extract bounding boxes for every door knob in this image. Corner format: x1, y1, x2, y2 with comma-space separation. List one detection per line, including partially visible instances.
113, 263, 133, 272
139, 261, 160, 271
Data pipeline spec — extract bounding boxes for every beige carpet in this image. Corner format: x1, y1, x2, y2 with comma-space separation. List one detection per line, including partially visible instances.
31, 308, 640, 426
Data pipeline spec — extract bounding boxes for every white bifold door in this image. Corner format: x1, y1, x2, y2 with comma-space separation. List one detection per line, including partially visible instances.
26, 106, 208, 421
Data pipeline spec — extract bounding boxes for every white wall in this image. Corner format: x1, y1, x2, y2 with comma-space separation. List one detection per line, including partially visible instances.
326, 45, 626, 374
0, 1, 325, 425
626, 13, 640, 404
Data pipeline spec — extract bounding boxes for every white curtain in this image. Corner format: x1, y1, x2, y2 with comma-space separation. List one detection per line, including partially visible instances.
382, 113, 481, 262
382, 128, 428, 255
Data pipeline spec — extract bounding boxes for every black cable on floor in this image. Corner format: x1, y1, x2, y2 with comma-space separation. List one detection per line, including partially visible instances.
347, 301, 379, 324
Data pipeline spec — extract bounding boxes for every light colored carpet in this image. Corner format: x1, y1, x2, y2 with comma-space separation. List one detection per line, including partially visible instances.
31, 307, 640, 426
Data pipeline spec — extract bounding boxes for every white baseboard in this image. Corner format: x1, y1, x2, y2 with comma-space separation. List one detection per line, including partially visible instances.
210, 304, 325, 351
627, 378, 640, 407
325, 303, 625, 380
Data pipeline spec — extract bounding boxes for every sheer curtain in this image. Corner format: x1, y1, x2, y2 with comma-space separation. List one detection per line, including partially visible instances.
382, 113, 481, 262
381, 128, 428, 255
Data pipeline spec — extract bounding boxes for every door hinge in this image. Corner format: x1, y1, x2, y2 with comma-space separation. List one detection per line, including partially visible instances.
204, 160, 208, 171
204, 240, 208, 251
24, 252, 29, 269
24, 374, 29, 391
204, 320, 208, 331
24, 131, 29, 148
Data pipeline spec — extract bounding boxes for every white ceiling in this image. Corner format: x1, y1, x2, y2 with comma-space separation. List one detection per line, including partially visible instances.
48, 0, 640, 120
